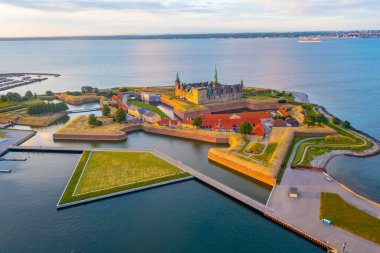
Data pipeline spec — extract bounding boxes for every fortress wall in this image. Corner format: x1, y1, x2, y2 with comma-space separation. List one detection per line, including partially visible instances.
208, 151, 276, 186
120, 124, 143, 133
142, 125, 229, 143
53, 133, 127, 141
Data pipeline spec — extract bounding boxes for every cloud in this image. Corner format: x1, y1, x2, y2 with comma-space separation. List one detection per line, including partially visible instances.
0, 0, 379, 37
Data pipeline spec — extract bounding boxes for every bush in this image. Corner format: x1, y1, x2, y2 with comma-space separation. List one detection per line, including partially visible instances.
46, 90, 54, 96
192, 116, 203, 127
332, 117, 341, 124
114, 108, 126, 123
88, 114, 102, 126
342, 120, 351, 129
325, 135, 354, 144
246, 142, 265, 154
278, 99, 287, 103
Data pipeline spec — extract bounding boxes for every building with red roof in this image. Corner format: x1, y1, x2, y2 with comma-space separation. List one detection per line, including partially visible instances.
252, 123, 265, 137
182, 112, 272, 132
278, 107, 288, 117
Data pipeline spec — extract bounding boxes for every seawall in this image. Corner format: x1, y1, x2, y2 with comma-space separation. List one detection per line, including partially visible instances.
208, 151, 276, 186
142, 125, 230, 143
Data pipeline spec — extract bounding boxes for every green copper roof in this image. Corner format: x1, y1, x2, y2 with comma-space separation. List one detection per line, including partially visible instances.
213, 65, 218, 84
176, 72, 180, 82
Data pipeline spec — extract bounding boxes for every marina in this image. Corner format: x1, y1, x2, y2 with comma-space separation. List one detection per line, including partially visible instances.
0, 73, 60, 91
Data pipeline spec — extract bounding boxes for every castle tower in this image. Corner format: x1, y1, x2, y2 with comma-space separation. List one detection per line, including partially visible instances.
175, 72, 181, 86
212, 65, 218, 88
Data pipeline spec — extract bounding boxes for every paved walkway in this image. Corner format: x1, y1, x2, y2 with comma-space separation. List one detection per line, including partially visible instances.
267, 138, 380, 253
0, 129, 36, 155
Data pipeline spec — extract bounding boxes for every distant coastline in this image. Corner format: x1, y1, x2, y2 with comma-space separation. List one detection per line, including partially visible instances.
1, 30, 380, 41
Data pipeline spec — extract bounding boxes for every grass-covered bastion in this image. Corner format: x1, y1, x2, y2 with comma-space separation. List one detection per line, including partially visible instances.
57, 150, 192, 208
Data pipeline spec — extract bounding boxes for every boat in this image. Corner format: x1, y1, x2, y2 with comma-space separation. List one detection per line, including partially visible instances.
298, 36, 322, 43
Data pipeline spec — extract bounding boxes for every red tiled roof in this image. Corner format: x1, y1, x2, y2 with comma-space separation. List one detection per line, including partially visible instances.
252, 123, 265, 136
181, 112, 271, 131
278, 108, 288, 116
112, 95, 127, 110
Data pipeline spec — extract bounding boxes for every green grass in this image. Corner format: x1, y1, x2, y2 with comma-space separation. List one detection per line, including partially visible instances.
252, 143, 278, 165
58, 151, 190, 205
292, 121, 373, 166
246, 142, 265, 154
276, 136, 314, 184
128, 101, 169, 118
320, 192, 380, 245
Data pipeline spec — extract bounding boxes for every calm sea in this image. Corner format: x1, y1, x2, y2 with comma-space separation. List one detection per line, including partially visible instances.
0, 38, 379, 252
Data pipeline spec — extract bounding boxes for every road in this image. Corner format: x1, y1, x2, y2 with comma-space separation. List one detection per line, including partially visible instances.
267, 138, 380, 253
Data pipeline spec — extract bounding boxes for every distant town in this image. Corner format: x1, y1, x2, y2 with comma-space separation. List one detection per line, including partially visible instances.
1, 30, 380, 41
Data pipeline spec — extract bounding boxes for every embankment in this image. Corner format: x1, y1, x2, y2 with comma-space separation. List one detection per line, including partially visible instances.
162, 99, 282, 120
142, 125, 230, 143
56, 93, 100, 105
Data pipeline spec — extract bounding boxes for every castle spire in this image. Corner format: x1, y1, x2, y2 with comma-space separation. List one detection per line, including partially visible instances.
212, 65, 218, 84
176, 72, 180, 82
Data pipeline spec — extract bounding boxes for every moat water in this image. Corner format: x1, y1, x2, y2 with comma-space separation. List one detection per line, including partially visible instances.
1, 38, 379, 252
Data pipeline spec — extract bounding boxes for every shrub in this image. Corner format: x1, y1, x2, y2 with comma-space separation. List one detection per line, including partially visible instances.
342, 120, 351, 129
192, 116, 203, 127
332, 117, 341, 124
278, 99, 287, 103
246, 142, 265, 154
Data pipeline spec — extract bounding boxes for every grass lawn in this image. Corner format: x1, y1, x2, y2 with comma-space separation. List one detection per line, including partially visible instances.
128, 100, 169, 118
252, 143, 278, 165
58, 151, 190, 205
320, 192, 380, 245
276, 136, 314, 184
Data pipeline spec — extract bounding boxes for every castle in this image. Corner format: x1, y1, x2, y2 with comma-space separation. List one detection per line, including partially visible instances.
174, 67, 244, 105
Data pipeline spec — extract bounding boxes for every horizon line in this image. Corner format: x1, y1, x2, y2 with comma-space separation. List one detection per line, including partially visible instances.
1, 30, 380, 41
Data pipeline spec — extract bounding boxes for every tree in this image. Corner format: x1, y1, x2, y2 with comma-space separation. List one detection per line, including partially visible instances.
102, 104, 111, 117
192, 116, 203, 127
114, 108, 126, 123
27, 101, 68, 115
88, 114, 102, 126
6, 92, 22, 101
238, 121, 253, 136
315, 113, 328, 126
25, 90, 33, 99
342, 120, 351, 129
332, 117, 341, 125
119, 87, 128, 92
46, 90, 53, 96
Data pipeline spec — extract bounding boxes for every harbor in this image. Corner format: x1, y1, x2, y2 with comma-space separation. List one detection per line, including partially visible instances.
0, 73, 60, 91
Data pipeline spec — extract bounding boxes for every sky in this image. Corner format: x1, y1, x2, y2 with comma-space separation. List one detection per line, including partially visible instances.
0, 0, 379, 37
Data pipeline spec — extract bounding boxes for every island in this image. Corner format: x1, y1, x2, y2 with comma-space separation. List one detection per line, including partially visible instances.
1, 69, 379, 252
